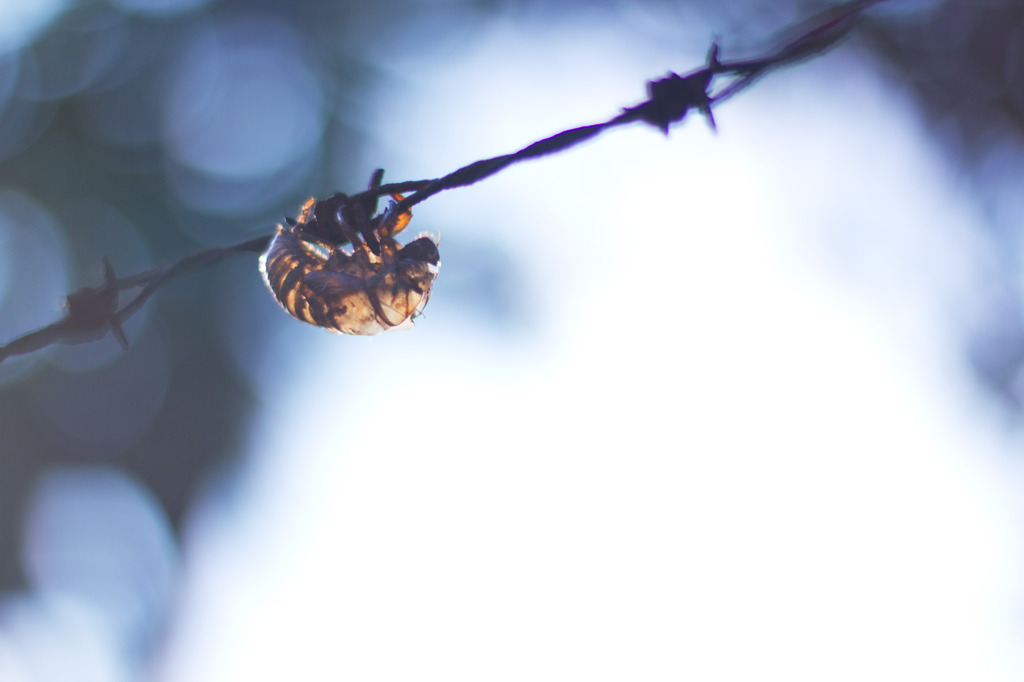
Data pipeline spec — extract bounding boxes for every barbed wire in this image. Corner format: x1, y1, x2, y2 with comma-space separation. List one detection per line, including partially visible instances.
0, 0, 886, 363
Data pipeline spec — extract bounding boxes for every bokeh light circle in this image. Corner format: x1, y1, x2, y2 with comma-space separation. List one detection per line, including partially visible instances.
0, 0, 71, 55
22, 466, 178, 664
163, 15, 325, 182
107, 0, 209, 18
0, 190, 70, 385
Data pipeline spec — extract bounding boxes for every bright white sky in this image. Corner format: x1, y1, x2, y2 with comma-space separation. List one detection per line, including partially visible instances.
153, 10, 1024, 682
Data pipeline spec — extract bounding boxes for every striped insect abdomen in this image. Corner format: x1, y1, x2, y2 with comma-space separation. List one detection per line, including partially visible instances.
260, 226, 440, 335
259, 227, 340, 330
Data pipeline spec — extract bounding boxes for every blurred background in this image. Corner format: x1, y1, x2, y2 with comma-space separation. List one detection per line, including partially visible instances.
0, 0, 1022, 679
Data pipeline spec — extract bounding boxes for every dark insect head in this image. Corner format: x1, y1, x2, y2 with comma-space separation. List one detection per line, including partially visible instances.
292, 193, 348, 245
398, 236, 440, 266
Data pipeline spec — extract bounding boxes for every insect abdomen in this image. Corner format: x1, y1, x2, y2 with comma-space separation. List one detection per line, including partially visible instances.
259, 200, 440, 336
259, 228, 338, 329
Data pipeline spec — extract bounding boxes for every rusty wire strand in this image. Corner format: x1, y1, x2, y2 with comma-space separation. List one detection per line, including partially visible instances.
0, 0, 884, 363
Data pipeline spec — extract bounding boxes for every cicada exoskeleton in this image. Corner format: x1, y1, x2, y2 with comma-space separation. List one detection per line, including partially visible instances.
259, 187, 440, 335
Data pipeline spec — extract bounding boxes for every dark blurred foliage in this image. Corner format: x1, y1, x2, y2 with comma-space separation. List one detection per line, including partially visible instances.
0, 0, 1022, 672
856, 0, 1024, 411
